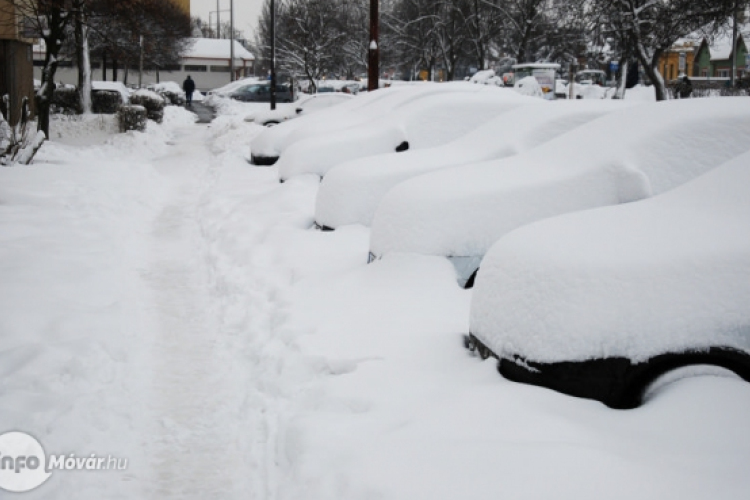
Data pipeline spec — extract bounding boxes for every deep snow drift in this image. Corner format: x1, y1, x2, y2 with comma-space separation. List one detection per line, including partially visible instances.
1, 93, 748, 500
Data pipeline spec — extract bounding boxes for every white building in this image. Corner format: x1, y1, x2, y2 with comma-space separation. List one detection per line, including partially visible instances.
34, 38, 255, 92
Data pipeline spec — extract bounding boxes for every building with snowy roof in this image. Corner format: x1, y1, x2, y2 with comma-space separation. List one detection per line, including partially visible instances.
693, 32, 748, 79
34, 37, 255, 92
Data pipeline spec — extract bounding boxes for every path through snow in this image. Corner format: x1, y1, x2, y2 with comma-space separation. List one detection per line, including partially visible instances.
140, 122, 276, 499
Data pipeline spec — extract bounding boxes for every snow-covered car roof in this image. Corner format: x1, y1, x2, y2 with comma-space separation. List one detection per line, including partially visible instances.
275, 85, 535, 181
245, 93, 354, 126
206, 76, 263, 98
249, 82, 526, 168
368, 98, 750, 280
315, 99, 634, 229
469, 152, 750, 402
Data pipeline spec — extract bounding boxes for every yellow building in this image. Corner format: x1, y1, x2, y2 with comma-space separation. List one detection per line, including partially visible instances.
658, 39, 699, 81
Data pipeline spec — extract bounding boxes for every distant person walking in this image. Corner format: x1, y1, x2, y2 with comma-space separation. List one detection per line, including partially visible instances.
675, 75, 693, 99
183, 75, 196, 106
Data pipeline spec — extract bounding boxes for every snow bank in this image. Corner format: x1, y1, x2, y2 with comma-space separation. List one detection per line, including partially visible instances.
0, 115, 172, 498
276, 86, 531, 180
315, 99, 635, 228
514, 76, 544, 98
471, 152, 750, 363
369, 97, 750, 266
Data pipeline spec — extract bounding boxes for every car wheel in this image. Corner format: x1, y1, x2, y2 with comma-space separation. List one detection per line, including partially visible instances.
265, 121, 280, 127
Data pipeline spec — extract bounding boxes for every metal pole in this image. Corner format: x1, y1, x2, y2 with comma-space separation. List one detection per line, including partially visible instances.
731, 0, 738, 87
230, 0, 235, 81
216, 0, 220, 39
138, 35, 143, 88
368, 0, 379, 91
270, 0, 277, 110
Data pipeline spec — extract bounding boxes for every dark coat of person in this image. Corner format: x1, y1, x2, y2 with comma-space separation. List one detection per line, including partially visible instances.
675, 76, 693, 99
183, 76, 196, 94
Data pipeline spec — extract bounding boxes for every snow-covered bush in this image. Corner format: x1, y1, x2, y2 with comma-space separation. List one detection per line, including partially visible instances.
150, 82, 185, 105
117, 104, 147, 132
130, 90, 165, 123
52, 86, 83, 115
92, 90, 124, 114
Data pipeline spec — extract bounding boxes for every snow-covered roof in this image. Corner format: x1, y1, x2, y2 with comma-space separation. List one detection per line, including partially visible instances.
185, 38, 254, 61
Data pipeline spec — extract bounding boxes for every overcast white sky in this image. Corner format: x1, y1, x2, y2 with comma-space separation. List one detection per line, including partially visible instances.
191, 0, 263, 40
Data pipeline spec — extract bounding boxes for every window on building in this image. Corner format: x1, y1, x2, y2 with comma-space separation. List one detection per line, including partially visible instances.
210, 65, 231, 72
717, 68, 729, 78
163, 64, 182, 72
184, 65, 207, 72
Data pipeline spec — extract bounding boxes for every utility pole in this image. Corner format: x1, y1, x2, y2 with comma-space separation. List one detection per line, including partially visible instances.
138, 35, 144, 88
216, 0, 220, 38
368, 0, 379, 92
731, 0, 739, 87
230, 0, 235, 81
270, 0, 277, 110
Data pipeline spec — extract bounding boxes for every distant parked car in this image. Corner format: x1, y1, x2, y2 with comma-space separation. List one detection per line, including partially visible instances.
249, 82, 492, 167
468, 152, 750, 409
314, 100, 631, 230
367, 97, 750, 287
230, 82, 295, 103
274, 85, 534, 182
245, 93, 354, 127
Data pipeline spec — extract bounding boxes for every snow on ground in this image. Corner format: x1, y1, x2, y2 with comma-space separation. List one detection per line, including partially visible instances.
0, 97, 748, 500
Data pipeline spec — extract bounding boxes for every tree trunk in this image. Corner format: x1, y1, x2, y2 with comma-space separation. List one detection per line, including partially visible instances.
636, 44, 667, 101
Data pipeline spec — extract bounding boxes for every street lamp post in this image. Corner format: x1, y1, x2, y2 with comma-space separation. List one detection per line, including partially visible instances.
230, 0, 235, 81
368, 0, 379, 92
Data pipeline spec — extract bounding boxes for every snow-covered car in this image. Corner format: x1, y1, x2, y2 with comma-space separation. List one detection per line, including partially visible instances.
467, 152, 750, 409
275, 86, 536, 181
250, 82, 437, 166
314, 100, 633, 230
206, 76, 262, 98
244, 93, 354, 126
368, 97, 750, 287
230, 82, 295, 103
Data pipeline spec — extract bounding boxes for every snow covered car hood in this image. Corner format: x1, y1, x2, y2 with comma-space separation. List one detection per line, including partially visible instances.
276, 89, 535, 181
249, 82, 524, 163
315, 99, 635, 229
368, 97, 750, 265
470, 151, 750, 364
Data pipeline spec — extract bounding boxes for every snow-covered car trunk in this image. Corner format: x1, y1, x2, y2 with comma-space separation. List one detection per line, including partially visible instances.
314, 100, 634, 229
249, 82, 520, 167
276, 86, 534, 181
368, 97, 750, 286
467, 153, 750, 409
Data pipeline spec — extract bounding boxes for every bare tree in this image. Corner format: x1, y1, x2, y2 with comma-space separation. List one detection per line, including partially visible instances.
592, 0, 736, 100
0, 0, 78, 136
